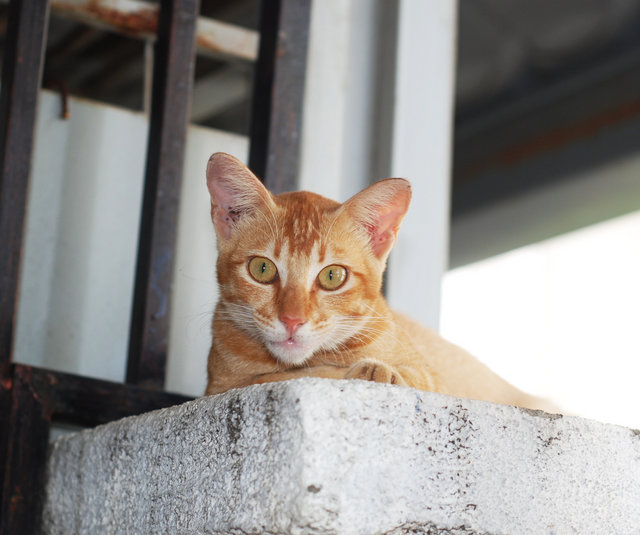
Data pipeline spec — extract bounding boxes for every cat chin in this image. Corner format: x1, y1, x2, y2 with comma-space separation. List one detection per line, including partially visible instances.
265, 340, 315, 366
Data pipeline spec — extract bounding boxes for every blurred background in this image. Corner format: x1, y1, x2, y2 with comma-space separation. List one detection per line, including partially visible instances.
2, 0, 639, 427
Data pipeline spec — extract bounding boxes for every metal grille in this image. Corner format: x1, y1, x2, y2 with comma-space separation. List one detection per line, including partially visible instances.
0, 0, 311, 531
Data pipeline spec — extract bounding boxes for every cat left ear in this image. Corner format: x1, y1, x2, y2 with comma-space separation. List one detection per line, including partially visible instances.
206, 152, 274, 239
343, 178, 411, 260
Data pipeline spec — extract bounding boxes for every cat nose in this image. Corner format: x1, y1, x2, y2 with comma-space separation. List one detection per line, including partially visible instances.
279, 314, 306, 337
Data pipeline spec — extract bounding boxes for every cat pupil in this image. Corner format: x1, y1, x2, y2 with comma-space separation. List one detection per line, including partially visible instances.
261, 263, 266, 273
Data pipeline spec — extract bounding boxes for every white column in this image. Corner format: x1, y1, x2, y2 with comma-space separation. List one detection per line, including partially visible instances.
299, 0, 386, 200
386, 0, 458, 329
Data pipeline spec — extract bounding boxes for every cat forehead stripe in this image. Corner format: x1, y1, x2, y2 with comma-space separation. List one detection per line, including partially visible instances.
283, 212, 323, 255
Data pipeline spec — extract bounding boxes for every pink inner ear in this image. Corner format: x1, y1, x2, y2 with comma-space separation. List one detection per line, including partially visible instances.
210, 180, 235, 212
367, 204, 405, 258
206, 152, 276, 241
209, 180, 239, 239
343, 177, 411, 259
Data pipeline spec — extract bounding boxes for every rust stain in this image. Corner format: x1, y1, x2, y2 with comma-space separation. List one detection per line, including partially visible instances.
457, 98, 640, 182
1, 376, 12, 390
9, 488, 23, 514
15, 365, 47, 412
52, 1, 158, 37
87, 4, 157, 35
44, 80, 70, 120
53, 1, 257, 60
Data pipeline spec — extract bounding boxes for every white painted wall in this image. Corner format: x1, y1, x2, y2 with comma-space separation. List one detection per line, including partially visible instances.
15, 90, 246, 395
15, 92, 148, 382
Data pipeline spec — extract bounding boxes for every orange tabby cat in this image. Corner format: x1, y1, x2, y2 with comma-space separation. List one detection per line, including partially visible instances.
205, 152, 554, 411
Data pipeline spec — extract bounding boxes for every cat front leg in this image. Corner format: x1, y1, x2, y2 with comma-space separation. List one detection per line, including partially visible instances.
394, 364, 439, 392
345, 359, 407, 386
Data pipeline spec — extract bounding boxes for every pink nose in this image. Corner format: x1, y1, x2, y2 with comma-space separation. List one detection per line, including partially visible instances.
280, 315, 306, 337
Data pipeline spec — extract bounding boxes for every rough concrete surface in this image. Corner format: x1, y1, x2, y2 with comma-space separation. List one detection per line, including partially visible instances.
42, 378, 640, 534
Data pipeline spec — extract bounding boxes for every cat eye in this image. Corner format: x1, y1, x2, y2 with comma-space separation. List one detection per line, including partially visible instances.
317, 265, 348, 291
248, 257, 278, 284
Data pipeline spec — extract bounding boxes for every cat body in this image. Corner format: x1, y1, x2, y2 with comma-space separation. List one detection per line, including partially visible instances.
205, 153, 553, 411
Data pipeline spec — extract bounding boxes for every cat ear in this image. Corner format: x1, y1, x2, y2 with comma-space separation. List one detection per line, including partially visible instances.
342, 178, 411, 260
206, 152, 275, 239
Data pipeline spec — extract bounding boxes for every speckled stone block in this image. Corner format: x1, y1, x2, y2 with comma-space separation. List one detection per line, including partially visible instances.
42, 378, 640, 534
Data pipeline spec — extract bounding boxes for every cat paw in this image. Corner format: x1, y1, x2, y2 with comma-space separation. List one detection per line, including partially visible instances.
345, 359, 406, 386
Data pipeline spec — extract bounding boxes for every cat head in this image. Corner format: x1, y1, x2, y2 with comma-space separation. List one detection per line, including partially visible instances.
206, 152, 411, 366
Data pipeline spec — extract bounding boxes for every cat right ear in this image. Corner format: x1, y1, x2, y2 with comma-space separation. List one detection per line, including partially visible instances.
206, 152, 274, 239
342, 178, 411, 261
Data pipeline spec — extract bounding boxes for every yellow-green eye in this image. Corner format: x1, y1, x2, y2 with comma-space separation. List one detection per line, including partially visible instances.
248, 257, 278, 283
317, 265, 347, 290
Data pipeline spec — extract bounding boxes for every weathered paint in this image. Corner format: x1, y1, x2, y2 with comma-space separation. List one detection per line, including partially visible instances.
48, 0, 258, 61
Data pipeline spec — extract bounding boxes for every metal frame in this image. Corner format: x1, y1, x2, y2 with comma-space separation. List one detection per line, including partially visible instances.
0, 0, 312, 531
249, 0, 312, 193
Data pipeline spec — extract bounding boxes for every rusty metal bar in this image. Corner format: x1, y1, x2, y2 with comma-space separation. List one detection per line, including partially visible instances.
0, 369, 50, 535
126, 0, 200, 389
248, 0, 312, 193
0, 0, 50, 374
44, 0, 258, 61
14, 364, 192, 426
0, 385, 10, 520
0, 364, 192, 531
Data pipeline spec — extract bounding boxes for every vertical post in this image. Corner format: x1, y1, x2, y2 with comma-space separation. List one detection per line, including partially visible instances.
248, 0, 312, 194
1, 369, 51, 534
0, 0, 50, 374
386, 0, 458, 329
127, 0, 200, 389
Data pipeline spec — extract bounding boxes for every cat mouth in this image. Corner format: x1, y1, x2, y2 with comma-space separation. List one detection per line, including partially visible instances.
271, 337, 305, 349
266, 337, 313, 365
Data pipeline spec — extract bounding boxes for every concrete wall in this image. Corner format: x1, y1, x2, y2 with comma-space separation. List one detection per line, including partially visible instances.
43, 379, 640, 534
